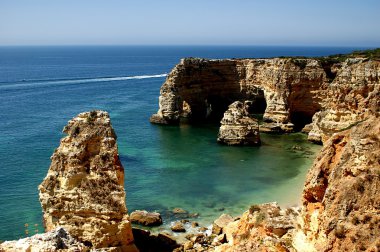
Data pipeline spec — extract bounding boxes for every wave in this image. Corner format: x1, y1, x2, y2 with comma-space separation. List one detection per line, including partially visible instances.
0, 73, 168, 90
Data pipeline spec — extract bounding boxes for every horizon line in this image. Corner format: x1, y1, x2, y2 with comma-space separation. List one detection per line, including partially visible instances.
0, 44, 378, 48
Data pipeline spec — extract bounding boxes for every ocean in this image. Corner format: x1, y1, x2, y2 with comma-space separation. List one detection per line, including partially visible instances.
0, 45, 366, 240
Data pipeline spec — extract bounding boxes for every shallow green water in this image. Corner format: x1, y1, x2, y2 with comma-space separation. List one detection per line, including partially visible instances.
0, 46, 329, 240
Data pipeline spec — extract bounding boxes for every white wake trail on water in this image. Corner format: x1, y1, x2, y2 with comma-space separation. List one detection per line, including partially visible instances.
0, 73, 168, 90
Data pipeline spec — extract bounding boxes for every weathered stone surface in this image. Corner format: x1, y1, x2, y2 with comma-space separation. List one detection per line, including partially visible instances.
213, 203, 300, 252
217, 101, 260, 146
151, 57, 380, 143
151, 57, 326, 134
295, 116, 380, 252
0, 227, 88, 252
171, 221, 186, 232
38, 111, 137, 251
130, 210, 163, 227
308, 59, 380, 143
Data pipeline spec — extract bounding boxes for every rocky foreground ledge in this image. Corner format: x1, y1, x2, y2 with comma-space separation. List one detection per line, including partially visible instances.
150, 51, 380, 145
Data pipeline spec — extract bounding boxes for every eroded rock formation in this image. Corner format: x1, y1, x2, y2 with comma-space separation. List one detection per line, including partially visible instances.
217, 101, 260, 145
296, 116, 380, 251
308, 59, 380, 143
151, 57, 379, 143
38, 111, 137, 251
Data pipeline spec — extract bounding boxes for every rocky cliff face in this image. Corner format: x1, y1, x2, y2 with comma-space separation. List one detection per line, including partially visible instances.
150, 57, 379, 143
207, 116, 379, 252
38, 111, 137, 251
296, 116, 380, 251
308, 59, 380, 143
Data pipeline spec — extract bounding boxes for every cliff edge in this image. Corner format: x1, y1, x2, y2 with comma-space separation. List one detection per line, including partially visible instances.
150, 52, 379, 144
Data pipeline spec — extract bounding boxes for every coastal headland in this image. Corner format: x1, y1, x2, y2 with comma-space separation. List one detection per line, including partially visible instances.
1, 49, 379, 251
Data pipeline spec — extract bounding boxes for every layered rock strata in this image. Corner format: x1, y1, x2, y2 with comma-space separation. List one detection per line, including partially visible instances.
38, 111, 137, 251
217, 101, 260, 146
151, 57, 380, 143
308, 59, 380, 143
296, 116, 380, 251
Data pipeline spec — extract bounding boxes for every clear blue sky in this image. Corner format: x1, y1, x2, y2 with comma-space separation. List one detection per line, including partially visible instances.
1, 0, 379, 46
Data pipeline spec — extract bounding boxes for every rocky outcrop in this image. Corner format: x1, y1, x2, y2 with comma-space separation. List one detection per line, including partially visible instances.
38, 111, 137, 251
295, 116, 380, 251
0, 227, 88, 252
130, 210, 163, 227
217, 101, 260, 146
150, 57, 326, 134
212, 203, 300, 252
150, 57, 380, 143
308, 59, 380, 143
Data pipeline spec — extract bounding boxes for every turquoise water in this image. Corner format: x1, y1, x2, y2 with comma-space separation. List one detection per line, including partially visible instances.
0, 46, 364, 240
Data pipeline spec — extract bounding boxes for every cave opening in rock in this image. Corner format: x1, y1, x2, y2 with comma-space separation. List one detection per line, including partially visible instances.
246, 89, 267, 120
290, 111, 313, 132
205, 95, 234, 122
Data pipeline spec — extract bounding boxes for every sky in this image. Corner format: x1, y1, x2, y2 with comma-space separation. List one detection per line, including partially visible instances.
0, 0, 379, 46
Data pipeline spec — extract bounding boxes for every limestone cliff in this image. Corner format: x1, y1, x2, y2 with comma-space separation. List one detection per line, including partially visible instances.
150, 56, 379, 143
308, 59, 380, 143
296, 116, 380, 251
38, 111, 137, 251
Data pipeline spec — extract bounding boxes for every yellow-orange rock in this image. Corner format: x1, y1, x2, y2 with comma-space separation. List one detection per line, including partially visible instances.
38, 111, 138, 251
150, 57, 379, 144
296, 116, 380, 251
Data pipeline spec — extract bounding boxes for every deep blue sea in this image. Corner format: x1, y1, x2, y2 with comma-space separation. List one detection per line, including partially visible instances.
0, 46, 368, 240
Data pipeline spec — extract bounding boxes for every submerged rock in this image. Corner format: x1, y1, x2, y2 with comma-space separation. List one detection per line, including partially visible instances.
38, 111, 137, 251
217, 101, 261, 146
130, 210, 163, 227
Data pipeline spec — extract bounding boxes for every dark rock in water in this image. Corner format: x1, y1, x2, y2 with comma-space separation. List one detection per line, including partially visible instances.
132, 228, 180, 252
172, 207, 188, 214
130, 210, 163, 226
171, 221, 186, 232
189, 212, 200, 218
292, 145, 303, 151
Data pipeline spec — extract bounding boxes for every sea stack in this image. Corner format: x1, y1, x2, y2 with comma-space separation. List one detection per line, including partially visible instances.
217, 101, 261, 145
38, 111, 138, 251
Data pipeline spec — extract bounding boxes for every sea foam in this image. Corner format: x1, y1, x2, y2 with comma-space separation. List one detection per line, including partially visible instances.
0, 73, 168, 90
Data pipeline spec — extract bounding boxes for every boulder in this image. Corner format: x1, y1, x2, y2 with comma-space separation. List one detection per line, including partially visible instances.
130, 210, 162, 226
171, 221, 186, 232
